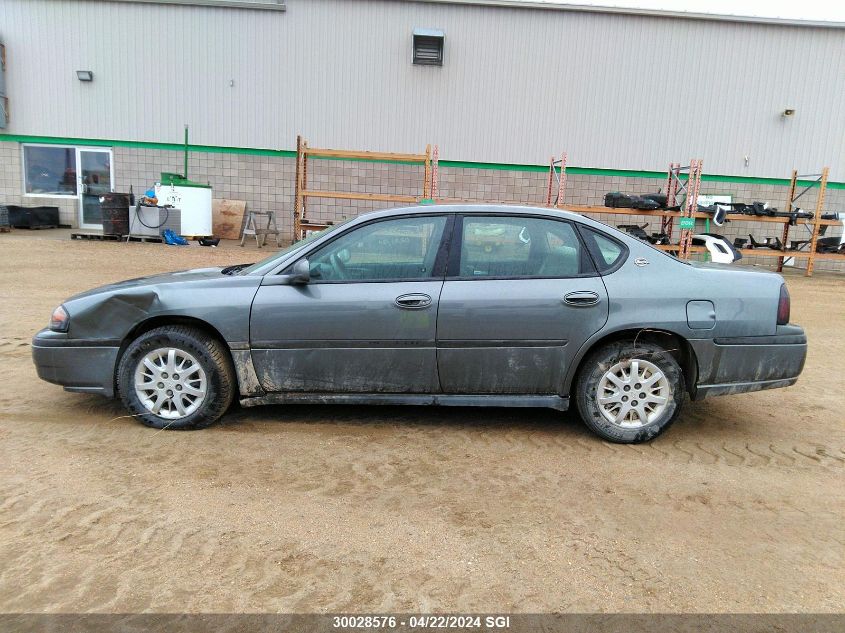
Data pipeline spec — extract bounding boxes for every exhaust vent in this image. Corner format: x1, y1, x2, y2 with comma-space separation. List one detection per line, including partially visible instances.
413, 28, 444, 66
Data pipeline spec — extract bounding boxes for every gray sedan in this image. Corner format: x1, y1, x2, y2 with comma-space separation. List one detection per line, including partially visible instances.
32, 206, 807, 442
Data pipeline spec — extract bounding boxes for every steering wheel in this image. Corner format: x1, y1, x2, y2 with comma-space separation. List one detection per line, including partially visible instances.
329, 252, 349, 280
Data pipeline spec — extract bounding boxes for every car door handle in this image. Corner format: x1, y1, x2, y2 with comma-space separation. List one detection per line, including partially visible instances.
395, 293, 432, 309
563, 291, 600, 307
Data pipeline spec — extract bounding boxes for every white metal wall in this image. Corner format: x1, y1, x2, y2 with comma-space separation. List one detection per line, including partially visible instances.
1, 0, 843, 179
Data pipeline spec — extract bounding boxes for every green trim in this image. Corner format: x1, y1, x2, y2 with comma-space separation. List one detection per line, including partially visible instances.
438, 159, 844, 189
440, 160, 666, 180
4, 134, 297, 157
3, 133, 841, 189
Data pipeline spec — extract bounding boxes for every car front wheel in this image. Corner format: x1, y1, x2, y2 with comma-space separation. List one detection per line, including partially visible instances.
117, 325, 236, 430
575, 340, 685, 443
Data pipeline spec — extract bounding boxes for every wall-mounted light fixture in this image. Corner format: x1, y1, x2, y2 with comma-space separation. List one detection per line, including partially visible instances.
782, 108, 795, 117
76, 70, 94, 82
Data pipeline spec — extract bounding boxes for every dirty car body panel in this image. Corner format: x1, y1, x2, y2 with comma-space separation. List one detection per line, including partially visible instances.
32, 205, 807, 421
250, 280, 444, 393
33, 269, 260, 398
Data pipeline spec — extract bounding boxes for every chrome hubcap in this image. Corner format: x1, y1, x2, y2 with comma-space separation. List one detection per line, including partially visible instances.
597, 358, 671, 428
134, 348, 207, 420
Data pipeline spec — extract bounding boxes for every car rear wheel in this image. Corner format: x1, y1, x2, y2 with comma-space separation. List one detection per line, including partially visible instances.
575, 340, 685, 443
117, 325, 235, 430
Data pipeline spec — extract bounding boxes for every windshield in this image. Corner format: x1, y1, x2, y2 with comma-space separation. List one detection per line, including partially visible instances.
239, 220, 351, 274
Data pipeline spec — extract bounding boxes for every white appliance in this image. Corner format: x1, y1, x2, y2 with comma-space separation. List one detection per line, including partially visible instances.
129, 205, 183, 238
154, 178, 212, 236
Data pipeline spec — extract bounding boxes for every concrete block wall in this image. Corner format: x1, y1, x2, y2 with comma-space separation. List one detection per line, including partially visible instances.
112, 147, 297, 237
299, 159, 426, 224
3, 140, 843, 272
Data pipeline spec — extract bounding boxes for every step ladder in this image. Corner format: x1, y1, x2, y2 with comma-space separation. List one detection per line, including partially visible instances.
240, 210, 283, 248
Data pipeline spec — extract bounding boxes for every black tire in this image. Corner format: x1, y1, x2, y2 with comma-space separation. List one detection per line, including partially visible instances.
575, 340, 685, 443
116, 325, 236, 430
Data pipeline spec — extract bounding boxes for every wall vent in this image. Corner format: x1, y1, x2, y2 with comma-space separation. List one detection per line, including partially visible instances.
413, 29, 444, 66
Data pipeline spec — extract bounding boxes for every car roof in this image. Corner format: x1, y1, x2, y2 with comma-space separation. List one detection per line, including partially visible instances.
358, 204, 588, 223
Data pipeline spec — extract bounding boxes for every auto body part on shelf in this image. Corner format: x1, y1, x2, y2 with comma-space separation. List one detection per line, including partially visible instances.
617, 223, 670, 245
691, 234, 742, 263
604, 192, 662, 210
748, 234, 784, 251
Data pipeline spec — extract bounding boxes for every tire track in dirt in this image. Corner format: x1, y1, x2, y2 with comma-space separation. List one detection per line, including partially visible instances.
3, 396, 842, 474
448, 422, 845, 470
0, 482, 229, 610
0, 337, 30, 359
659, 490, 842, 520
423, 415, 845, 470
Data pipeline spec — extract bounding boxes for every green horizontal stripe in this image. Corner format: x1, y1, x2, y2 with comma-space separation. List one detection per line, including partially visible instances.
2, 133, 841, 189
440, 160, 667, 179
2, 134, 297, 157
438, 160, 844, 188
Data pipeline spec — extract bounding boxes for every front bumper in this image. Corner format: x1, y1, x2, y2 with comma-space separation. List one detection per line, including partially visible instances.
689, 324, 807, 400
32, 329, 120, 398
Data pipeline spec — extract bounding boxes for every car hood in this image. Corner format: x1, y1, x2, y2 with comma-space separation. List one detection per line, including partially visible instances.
66, 267, 230, 301
57, 266, 262, 342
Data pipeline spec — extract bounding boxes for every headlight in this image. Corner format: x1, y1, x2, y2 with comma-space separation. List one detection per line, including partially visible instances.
50, 305, 70, 332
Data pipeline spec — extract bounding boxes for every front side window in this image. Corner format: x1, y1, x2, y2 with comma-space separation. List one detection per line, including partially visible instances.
23, 146, 77, 195
457, 216, 590, 278
306, 215, 448, 282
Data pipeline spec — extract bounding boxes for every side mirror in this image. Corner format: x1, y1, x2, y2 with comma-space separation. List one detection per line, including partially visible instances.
263, 258, 311, 286
289, 258, 311, 284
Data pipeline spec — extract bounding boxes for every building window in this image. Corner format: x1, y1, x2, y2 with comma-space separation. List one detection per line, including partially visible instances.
413, 29, 444, 66
23, 145, 78, 196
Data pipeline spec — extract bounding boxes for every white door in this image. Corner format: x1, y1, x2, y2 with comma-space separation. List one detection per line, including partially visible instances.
77, 148, 114, 230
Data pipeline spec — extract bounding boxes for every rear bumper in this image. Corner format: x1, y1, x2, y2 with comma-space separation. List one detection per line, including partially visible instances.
690, 325, 807, 400
31, 329, 119, 398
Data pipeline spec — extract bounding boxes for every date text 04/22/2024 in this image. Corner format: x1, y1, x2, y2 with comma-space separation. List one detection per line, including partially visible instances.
332, 615, 512, 629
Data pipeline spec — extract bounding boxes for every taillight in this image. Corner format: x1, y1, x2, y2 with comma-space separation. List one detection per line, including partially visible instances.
777, 284, 790, 325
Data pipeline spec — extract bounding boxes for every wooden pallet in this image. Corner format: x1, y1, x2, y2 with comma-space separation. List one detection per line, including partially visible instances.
71, 232, 163, 243
0, 226, 10, 233
71, 232, 122, 241
127, 235, 164, 243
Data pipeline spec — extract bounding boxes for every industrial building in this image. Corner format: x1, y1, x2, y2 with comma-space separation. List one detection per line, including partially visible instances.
0, 0, 842, 268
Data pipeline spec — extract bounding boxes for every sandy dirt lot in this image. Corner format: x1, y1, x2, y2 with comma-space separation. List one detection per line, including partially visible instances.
0, 231, 843, 613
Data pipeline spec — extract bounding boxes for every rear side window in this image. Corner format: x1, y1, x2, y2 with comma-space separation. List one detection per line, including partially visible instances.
579, 227, 627, 273
457, 216, 593, 278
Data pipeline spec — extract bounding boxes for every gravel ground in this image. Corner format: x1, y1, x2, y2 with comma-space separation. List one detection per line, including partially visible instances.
0, 231, 842, 613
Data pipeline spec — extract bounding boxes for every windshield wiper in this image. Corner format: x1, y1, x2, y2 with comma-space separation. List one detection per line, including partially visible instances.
221, 263, 254, 275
